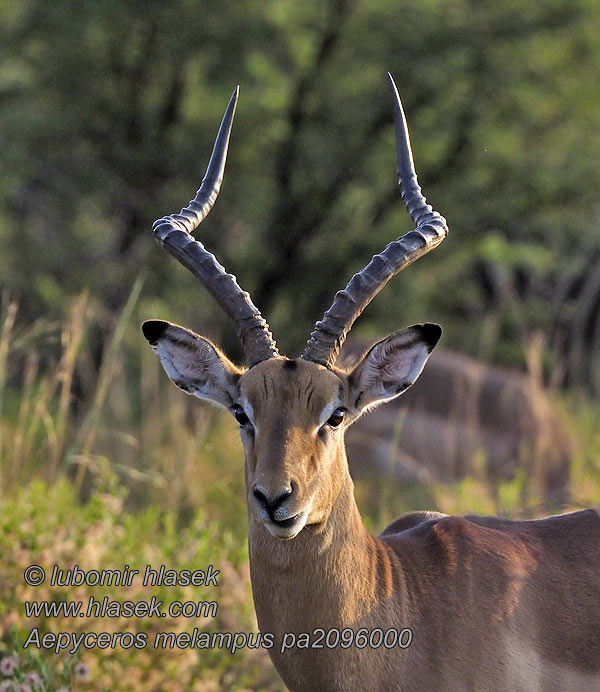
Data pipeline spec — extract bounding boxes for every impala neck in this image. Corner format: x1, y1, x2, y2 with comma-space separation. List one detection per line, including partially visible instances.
248, 450, 409, 633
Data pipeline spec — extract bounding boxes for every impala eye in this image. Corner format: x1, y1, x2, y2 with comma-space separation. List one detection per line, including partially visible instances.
326, 408, 345, 428
233, 404, 249, 426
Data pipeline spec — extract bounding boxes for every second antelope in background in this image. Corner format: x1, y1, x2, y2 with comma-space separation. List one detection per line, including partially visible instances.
345, 344, 574, 501
142, 76, 600, 691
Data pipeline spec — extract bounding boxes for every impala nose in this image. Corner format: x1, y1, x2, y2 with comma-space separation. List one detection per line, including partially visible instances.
253, 484, 293, 512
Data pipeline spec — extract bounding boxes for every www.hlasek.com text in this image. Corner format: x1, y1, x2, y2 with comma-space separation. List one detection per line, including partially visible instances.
25, 595, 219, 620
24, 627, 413, 655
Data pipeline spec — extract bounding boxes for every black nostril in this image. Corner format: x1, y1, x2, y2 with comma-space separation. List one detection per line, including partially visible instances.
253, 487, 268, 509
272, 487, 293, 510
253, 485, 293, 511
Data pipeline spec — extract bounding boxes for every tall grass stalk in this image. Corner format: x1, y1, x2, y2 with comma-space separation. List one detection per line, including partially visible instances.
69, 276, 144, 489
50, 290, 89, 476
0, 294, 18, 491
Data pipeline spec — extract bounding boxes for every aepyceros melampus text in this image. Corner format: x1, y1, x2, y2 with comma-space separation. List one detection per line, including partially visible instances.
142, 76, 600, 692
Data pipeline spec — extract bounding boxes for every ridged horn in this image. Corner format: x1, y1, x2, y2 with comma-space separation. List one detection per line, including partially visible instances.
152, 87, 279, 367
302, 73, 448, 367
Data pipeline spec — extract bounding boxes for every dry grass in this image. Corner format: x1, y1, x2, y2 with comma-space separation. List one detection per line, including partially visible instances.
1, 290, 599, 690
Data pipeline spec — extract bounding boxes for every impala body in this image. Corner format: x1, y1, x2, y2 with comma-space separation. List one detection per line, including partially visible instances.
143, 77, 600, 691
345, 345, 574, 498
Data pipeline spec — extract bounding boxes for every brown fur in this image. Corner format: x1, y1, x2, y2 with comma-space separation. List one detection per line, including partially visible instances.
242, 359, 600, 692
146, 328, 600, 691
345, 346, 574, 500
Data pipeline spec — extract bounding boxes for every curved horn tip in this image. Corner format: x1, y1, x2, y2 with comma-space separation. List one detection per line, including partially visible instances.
218, 85, 240, 128
386, 72, 408, 122
223, 85, 240, 120
386, 72, 401, 100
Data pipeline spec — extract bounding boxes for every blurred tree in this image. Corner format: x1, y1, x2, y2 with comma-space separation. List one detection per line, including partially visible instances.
0, 0, 599, 389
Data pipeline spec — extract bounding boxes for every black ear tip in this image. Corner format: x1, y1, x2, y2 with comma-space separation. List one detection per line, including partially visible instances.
419, 323, 442, 350
142, 320, 169, 345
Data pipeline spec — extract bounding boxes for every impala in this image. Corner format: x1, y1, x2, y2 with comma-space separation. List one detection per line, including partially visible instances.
142, 76, 600, 691
345, 344, 574, 500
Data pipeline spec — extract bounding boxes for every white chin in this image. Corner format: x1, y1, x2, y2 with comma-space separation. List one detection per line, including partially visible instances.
265, 511, 308, 539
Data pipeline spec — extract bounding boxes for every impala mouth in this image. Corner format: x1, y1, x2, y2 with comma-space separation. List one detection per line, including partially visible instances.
264, 510, 308, 539
272, 514, 299, 529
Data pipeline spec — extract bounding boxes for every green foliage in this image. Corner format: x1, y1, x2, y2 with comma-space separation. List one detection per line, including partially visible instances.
0, 0, 599, 377
1, 1, 600, 687
0, 289, 249, 531
1, 270, 599, 689
0, 479, 282, 691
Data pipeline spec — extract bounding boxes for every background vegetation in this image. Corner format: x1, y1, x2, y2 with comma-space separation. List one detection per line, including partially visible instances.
1, 0, 599, 689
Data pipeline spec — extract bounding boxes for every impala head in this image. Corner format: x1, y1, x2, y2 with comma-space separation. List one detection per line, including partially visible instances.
142, 75, 448, 540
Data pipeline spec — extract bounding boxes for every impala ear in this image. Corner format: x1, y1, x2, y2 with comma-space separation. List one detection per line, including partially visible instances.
349, 324, 441, 412
141, 320, 242, 410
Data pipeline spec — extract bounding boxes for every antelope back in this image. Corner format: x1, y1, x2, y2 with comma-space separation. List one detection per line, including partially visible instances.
345, 345, 574, 500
